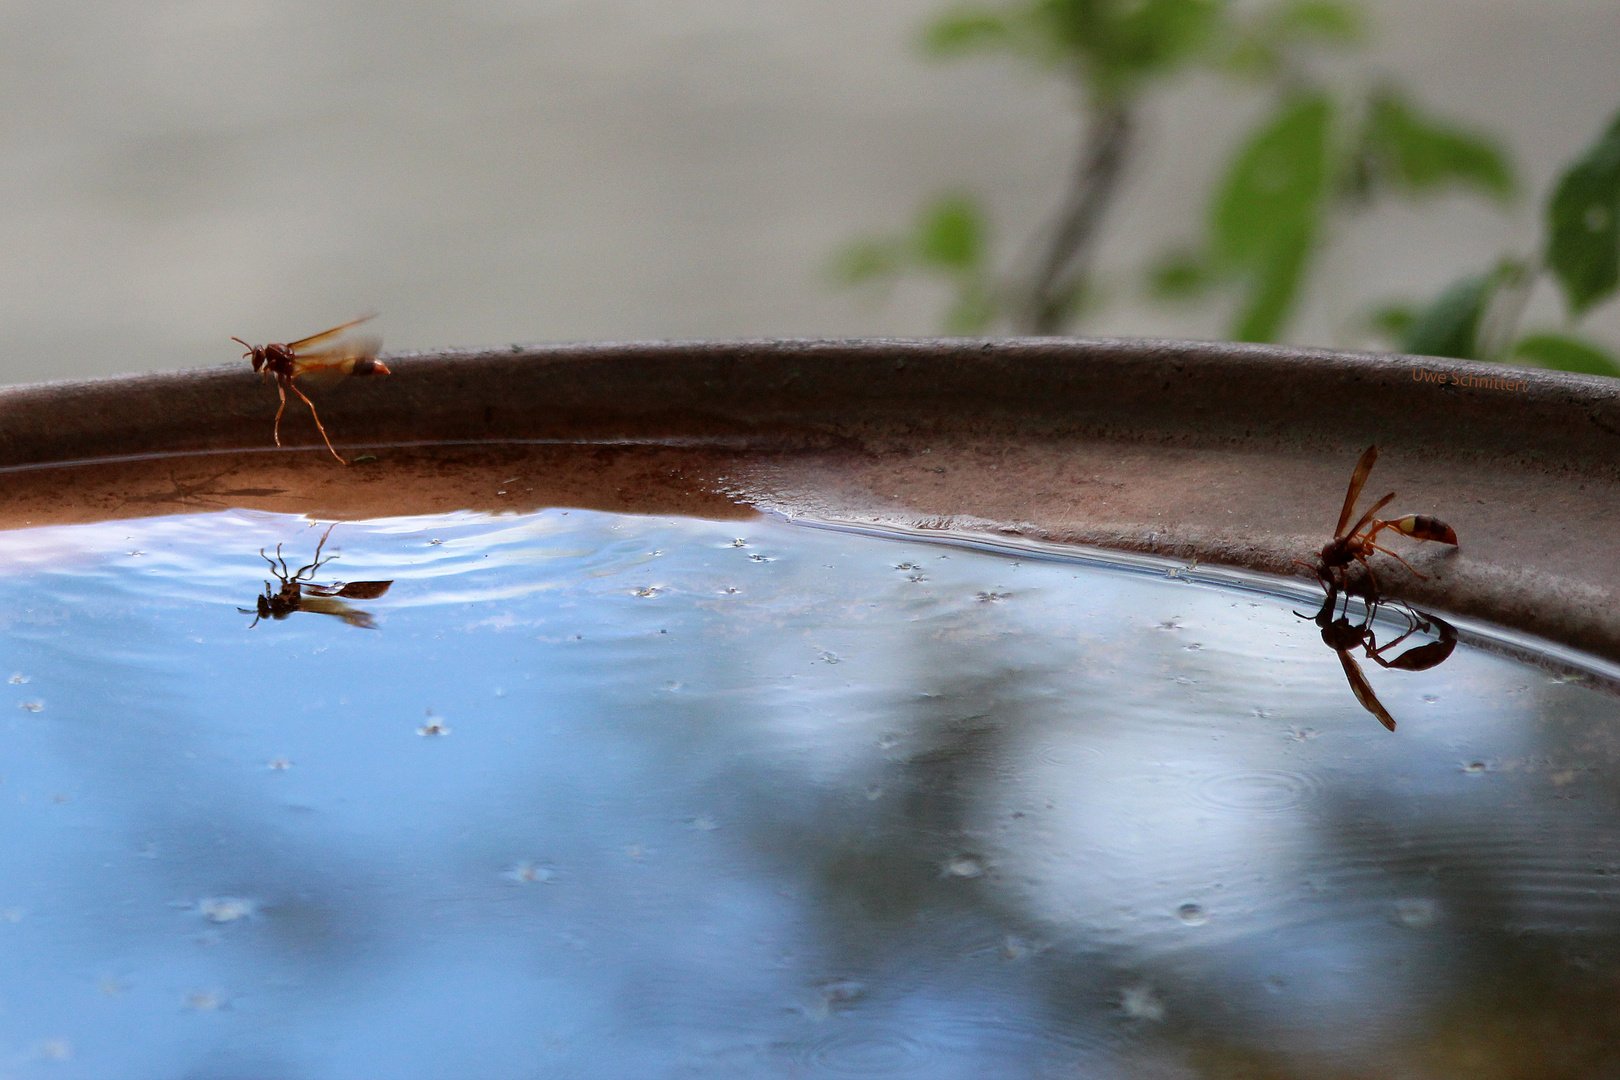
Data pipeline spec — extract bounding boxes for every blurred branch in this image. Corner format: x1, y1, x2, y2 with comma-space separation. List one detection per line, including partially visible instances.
1021, 101, 1133, 333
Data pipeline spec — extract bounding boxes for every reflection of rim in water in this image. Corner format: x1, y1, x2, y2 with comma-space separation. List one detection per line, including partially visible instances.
798, 1029, 932, 1076
1191, 769, 1322, 813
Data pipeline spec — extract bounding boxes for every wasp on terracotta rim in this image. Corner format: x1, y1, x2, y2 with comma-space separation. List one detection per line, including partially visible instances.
233, 316, 389, 465
239, 524, 393, 629
1315, 445, 1458, 595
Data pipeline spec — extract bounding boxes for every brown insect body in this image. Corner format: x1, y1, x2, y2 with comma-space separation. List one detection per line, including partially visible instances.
1316, 445, 1458, 594
233, 316, 389, 464
239, 525, 393, 630
1306, 585, 1458, 731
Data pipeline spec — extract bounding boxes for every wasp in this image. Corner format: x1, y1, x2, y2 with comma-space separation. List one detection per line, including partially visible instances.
1316, 445, 1457, 595
233, 316, 389, 464
1305, 583, 1457, 731
239, 525, 393, 629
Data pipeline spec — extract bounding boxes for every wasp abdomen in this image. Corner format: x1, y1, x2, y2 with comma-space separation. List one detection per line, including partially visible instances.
1390, 515, 1458, 545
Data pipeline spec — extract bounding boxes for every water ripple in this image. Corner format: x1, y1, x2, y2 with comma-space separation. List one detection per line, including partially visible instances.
1191, 769, 1322, 813
797, 1028, 933, 1076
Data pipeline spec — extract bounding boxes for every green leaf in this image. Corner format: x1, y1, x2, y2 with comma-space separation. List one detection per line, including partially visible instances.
1211, 92, 1333, 341
1401, 265, 1520, 360
1512, 332, 1620, 377
1146, 247, 1215, 300
1036, 0, 1222, 96
1232, 228, 1311, 341
944, 285, 999, 334
922, 9, 1017, 57
1268, 0, 1364, 44
1366, 303, 1416, 342
1356, 89, 1515, 203
1222, 0, 1363, 79
829, 237, 907, 287
1212, 93, 1332, 265
915, 194, 986, 272
1546, 107, 1620, 317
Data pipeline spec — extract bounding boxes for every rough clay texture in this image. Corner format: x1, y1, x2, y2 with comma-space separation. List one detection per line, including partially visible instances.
0, 338, 1614, 661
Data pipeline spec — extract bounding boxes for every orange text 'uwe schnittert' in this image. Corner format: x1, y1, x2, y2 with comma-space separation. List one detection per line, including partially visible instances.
1411, 368, 1526, 391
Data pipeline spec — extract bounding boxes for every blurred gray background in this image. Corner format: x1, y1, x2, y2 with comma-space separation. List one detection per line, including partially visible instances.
1, 0, 1617, 385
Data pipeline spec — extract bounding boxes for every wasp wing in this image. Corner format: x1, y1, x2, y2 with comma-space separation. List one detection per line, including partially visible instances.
1338, 650, 1396, 731
297, 595, 379, 629
286, 315, 376, 351
336, 580, 392, 599
290, 338, 385, 390
304, 580, 392, 599
1345, 491, 1396, 545
1335, 445, 1379, 539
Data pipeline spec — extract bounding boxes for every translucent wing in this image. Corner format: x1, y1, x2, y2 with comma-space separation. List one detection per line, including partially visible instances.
287, 315, 376, 351
1335, 445, 1379, 538
291, 337, 384, 390
1345, 491, 1396, 544
1338, 651, 1396, 731
297, 595, 379, 629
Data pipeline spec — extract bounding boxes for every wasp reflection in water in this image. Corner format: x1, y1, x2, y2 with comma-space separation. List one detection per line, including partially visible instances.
1302, 583, 1457, 732
239, 524, 393, 629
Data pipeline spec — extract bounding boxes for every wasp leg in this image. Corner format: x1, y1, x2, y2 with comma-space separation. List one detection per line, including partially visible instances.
288, 380, 347, 464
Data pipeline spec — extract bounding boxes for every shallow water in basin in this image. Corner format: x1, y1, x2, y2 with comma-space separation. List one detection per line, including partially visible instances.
2, 507, 1619, 1078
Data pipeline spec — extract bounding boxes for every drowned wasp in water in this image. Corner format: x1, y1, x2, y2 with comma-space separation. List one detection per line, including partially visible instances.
233, 316, 389, 465
239, 524, 393, 630
1315, 445, 1457, 595
1303, 582, 1457, 732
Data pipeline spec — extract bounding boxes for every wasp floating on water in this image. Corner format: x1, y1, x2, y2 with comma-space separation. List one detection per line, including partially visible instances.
1315, 445, 1457, 595
233, 316, 389, 464
240, 525, 393, 629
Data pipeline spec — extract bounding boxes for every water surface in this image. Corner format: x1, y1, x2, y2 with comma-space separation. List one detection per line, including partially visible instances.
1, 508, 1618, 1078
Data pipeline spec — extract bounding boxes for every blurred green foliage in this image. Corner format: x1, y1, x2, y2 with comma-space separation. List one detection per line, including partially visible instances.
832, 194, 996, 334
1378, 105, 1620, 376
833, 0, 1620, 379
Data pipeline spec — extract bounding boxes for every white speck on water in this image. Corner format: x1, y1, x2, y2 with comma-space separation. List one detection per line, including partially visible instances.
1176, 902, 1209, 926
943, 856, 985, 879
196, 897, 255, 923
1393, 899, 1438, 928
1119, 984, 1165, 1021
35, 1039, 71, 1061
504, 861, 557, 884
